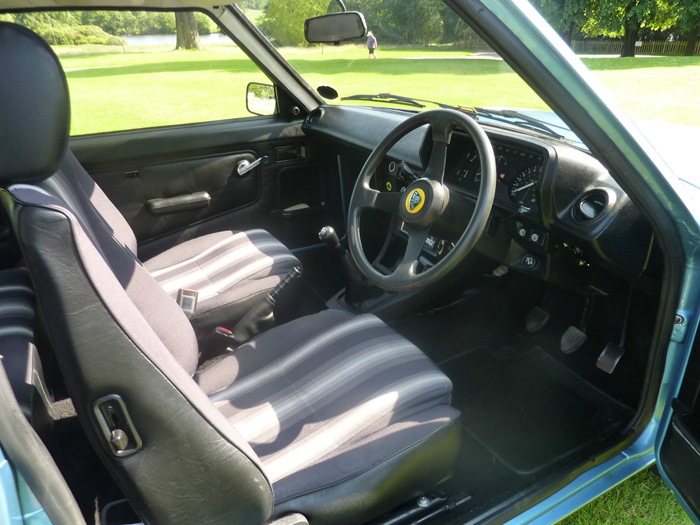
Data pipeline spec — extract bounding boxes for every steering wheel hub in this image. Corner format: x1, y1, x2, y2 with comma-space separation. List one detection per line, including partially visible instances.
400, 179, 448, 228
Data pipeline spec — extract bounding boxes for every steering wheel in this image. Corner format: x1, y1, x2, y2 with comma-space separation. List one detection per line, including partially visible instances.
347, 109, 496, 292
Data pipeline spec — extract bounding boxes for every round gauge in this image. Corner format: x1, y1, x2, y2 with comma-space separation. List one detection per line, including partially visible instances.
496, 155, 508, 181
509, 165, 541, 211
456, 151, 480, 185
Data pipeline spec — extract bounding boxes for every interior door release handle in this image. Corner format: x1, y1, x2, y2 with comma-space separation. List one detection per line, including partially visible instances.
237, 155, 270, 176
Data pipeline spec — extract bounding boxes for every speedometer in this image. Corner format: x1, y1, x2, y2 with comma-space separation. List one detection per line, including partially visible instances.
509, 165, 541, 213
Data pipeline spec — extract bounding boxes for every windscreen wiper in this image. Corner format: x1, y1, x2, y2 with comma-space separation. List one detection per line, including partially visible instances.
471, 107, 565, 140
341, 93, 565, 140
341, 93, 427, 108
342, 92, 467, 110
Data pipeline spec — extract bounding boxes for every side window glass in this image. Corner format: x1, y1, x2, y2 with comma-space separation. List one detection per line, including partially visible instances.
6, 10, 274, 135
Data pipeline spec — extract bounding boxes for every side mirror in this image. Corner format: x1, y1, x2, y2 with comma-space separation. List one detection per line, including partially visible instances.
305, 12, 367, 44
246, 82, 276, 116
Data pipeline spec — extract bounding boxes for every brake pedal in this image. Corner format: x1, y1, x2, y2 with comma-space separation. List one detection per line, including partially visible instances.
596, 343, 625, 374
561, 326, 587, 354
526, 306, 550, 333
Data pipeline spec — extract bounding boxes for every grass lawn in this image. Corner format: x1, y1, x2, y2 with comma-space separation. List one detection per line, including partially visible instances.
53, 44, 696, 521
559, 468, 691, 524
57, 45, 700, 135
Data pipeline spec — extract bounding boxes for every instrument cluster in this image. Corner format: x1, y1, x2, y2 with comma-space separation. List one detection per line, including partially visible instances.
447, 139, 545, 218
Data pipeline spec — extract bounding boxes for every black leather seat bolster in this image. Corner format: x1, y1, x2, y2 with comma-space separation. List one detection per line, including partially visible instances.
272, 417, 461, 524
13, 198, 275, 525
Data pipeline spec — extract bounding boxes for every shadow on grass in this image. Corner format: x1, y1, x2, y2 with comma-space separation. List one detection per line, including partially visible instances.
66, 56, 515, 81
65, 58, 257, 79
581, 56, 700, 71
64, 52, 700, 86
291, 57, 514, 77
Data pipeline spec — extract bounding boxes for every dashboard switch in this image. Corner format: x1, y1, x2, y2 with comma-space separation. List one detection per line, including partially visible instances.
522, 255, 537, 269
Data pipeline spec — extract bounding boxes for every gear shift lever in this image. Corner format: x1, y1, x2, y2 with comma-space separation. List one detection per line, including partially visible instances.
319, 226, 345, 253
319, 226, 379, 307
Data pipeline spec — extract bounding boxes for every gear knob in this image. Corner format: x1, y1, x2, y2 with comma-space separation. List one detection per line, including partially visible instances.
319, 226, 341, 249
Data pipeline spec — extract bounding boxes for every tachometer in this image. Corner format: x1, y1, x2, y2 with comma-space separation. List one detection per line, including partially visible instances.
509, 165, 541, 213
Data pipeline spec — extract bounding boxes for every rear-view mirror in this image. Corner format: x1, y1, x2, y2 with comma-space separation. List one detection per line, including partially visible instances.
305, 12, 367, 44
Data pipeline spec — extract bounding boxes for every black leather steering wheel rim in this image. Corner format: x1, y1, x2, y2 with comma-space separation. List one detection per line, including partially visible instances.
347, 108, 496, 292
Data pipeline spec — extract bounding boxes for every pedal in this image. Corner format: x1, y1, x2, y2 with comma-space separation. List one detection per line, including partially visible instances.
561, 326, 587, 354
525, 306, 550, 333
596, 343, 625, 374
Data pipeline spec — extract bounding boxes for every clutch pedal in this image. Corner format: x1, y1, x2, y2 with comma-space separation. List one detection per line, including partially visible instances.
525, 306, 550, 333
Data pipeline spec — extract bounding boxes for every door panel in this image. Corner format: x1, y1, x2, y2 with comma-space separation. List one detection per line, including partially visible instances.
88, 151, 261, 244
659, 408, 700, 517
69, 117, 342, 259
658, 335, 700, 520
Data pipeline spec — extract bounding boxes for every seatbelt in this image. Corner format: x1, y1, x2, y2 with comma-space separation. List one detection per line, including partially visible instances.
215, 266, 301, 348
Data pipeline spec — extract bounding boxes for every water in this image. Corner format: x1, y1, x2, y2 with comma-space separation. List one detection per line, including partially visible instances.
121, 32, 232, 46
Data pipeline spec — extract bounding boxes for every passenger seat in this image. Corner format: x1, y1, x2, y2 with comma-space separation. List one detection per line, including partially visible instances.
42, 144, 300, 342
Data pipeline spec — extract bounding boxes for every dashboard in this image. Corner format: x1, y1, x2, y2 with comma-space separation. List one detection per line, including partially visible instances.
303, 105, 657, 283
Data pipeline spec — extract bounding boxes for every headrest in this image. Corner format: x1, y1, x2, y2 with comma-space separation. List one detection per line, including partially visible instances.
0, 23, 70, 185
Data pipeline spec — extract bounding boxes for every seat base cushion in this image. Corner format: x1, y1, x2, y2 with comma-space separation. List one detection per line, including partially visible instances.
272, 414, 460, 524
198, 309, 460, 523
144, 229, 300, 338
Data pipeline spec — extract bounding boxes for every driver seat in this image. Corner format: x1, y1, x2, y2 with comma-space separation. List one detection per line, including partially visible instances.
0, 22, 461, 524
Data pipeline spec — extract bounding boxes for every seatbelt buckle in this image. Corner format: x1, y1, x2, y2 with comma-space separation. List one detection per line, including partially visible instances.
215, 326, 236, 341
176, 288, 198, 318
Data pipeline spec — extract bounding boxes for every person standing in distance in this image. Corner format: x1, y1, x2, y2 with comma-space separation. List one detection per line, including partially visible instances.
365, 31, 378, 59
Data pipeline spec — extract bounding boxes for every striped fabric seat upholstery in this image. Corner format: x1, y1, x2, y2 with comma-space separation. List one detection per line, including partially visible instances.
145, 228, 300, 320
44, 149, 300, 336
197, 309, 461, 512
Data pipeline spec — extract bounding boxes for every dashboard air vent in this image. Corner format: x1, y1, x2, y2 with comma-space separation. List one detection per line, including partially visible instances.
572, 190, 608, 222
305, 108, 323, 127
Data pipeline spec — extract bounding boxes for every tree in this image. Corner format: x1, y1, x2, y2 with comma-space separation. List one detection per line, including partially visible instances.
531, 0, 589, 46
381, 0, 443, 45
584, 0, 676, 57
175, 12, 202, 50
438, 3, 481, 45
672, 0, 700, 55
345, 0, 446, 45
259, 0, 327, 46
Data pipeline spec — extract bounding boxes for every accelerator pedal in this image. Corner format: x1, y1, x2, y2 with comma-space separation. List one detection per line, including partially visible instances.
596, 343, 625, 374
526, 306, 550, 333
561, 326, 587, 354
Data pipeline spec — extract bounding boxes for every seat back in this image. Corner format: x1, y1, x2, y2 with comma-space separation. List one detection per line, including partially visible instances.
0, 22, 273, 524
45, 148, 138, 255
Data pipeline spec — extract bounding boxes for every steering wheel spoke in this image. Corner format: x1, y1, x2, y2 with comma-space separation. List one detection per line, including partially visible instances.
423, 140, 448, 183
373, 190, 402, 213
402, 224, 430, 264
356, 186, 402, 213
388, 226, 429, 284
